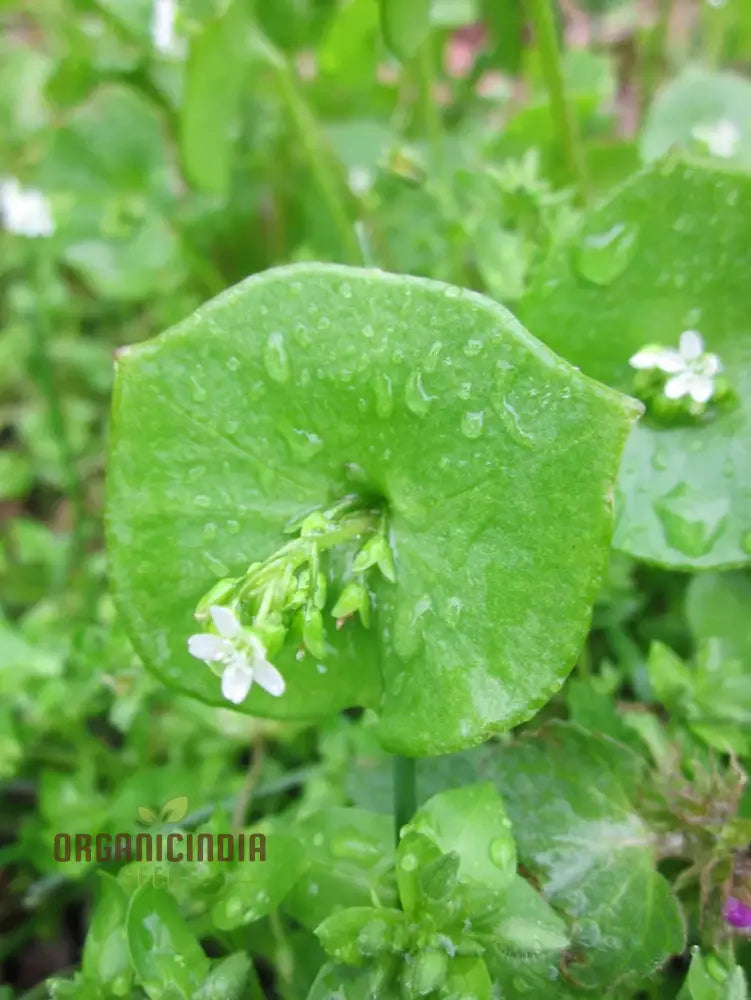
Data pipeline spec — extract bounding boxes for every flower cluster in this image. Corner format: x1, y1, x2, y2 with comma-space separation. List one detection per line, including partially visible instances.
187, 499, 393, 706
629, 330, 723, 406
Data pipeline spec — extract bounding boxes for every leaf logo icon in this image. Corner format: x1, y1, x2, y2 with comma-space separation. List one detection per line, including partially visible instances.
136, 796, 188, 826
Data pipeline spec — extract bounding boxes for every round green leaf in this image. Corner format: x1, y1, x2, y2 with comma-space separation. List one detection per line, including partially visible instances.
641, 69, 751, 168
107, 263, 636, 755
522, 158, 751, 570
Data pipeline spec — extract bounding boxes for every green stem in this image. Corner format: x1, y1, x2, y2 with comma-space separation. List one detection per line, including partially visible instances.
526, 0, 589, 202
393, 755, 417, 844
416, 37, 444, 173
640, 0, 674, 115
271, 58, 363, 266
237, 510, 379, 600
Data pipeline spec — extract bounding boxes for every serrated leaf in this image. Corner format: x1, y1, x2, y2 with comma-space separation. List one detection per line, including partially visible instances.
487, 722, 685, 990
107, 263, 637, 754
522, 158, 751, 569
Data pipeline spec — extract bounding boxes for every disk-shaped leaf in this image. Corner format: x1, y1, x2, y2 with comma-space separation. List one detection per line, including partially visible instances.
107, 264, 636, 755
522, 158, 751, 569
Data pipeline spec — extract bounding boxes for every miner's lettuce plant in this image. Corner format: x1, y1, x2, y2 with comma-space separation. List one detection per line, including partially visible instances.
3, 0, 751, 997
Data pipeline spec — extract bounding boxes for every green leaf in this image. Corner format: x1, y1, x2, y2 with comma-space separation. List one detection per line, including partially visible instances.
180, 0, 249, 194
642, 70, 751, 168
404, 784, 516, 893
477, 874, 569, 957
315, 906, 406, 966
211, 831, 308, 930
679, 948, 748, 1000
126, 884, 209, 999
442, 955, 492, 1000
686, 570, 751, 661
379, 0, 431, 60
107, 264, 637, 755
522, 158, 751, 569
283, 807, 396, 929
307, 961, 398, 1000
487, 722, 685, 989
192, 953, 253, 1000
81, 873, 132, 998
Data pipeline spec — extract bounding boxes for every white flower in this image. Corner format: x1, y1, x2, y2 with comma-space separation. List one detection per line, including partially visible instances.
0, 178, 55, 237
188, 605, 285, 704
692, 118, 740, 159
152, 0, 179, 53
630, 329, 722, 404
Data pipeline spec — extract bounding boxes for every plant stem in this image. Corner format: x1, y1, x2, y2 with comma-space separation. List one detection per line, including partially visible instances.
640, 0, 674, 115
526, 0, 589, 202
393, 755, 417, 844
237, 509, 379, 600
232, 736, 265, 834
271, 56, 363, 266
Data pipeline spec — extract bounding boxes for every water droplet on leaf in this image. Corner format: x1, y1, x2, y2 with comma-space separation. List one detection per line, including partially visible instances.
264, 331, 290, 383
576, 221, 639, 285
405, 370, 433, 417
372, 373, 394, 418
461, 411, 485, 439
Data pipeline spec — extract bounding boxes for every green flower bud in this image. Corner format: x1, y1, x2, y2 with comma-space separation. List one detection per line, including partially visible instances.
194, 577, 238, 621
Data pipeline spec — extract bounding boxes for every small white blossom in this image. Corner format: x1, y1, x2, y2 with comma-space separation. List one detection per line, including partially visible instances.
152, 0, 179, 53
630, 329, 722, 404
0, 178, 55, 237
348, 167, 374, 195
188, 605, 285, 704
692, 118, 740, 159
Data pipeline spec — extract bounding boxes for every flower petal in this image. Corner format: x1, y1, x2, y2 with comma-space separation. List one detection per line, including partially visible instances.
703, 353, 722, 376
210, 605, 241, 637
679, 329, 703, 360
629, 348, 665, 370
653, 349, 686, 374
724, 896, 751, 930
221, 662, 253, 703
688, 373, 714, 404
188, 633, 226, 661
664, 371, 693, 399
254, 660, 286, 697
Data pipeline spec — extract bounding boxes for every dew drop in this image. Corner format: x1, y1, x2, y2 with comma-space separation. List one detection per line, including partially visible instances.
362, 323, 374, 339
425, 341, 442, 373
202, 522, 217, 540
461, 411, 485, 439
372, 372, 394, 418
330, 830, 381, 865
294, 322, 311, 347
226, 519, 240, 535
655, 485, 728, 558
340, 281, 353, 298
264, 331, 290, 383
489, 836, 514, 870
576, 221, 639, 285
463, 338, 484, 358
405, 370, 433, 417
190, 377, 207, 402
458, 382, 472, 400
195, 494, 211, 508
226, 355, 240, 372
284, 427, 324, 461
400, 853, 418, 871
